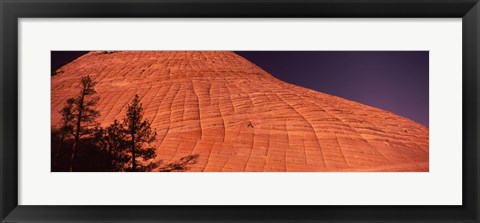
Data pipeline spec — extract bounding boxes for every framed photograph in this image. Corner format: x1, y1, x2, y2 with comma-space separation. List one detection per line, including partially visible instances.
1, 0, 479, 222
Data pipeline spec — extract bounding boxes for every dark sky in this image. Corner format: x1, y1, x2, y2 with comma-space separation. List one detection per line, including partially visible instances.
51, 51, 429, 126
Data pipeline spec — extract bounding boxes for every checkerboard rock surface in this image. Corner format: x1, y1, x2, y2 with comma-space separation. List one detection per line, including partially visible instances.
51, 51, 429, 172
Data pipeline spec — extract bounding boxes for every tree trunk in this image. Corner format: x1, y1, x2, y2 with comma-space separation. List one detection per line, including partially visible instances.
55, 130, 65, 170
69, 92, 85, 172
131, 131, 136, 172
56, 118, 69, 170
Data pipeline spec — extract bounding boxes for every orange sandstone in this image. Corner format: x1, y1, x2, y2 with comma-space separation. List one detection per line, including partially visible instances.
51, 51, 429, 172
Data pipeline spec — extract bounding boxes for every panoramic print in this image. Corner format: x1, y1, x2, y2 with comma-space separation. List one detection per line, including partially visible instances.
51, 51, 429, 172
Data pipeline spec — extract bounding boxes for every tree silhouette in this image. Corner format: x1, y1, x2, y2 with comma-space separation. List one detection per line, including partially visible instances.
68, 75, 100, 171
53, 85, 200, 172
123, 95, 157, 172
93, 95, 200, 172
54, 98, 75, 169
94, 120, 130, 171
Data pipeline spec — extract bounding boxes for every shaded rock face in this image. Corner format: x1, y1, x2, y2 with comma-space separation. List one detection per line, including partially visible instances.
51, 51, 429, 172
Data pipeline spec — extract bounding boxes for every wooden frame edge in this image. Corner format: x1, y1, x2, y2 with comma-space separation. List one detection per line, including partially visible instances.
1, 0, 478, 222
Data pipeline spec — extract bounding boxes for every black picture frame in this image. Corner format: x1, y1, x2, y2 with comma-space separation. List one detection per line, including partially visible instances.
1, 0, 479, 222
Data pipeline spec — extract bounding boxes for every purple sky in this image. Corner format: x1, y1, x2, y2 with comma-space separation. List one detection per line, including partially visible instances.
51, 51, 429, 126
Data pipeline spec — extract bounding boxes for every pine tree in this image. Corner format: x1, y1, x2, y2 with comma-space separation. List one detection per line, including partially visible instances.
54, 98, 75, 169
94, 120, 129, 171
123, 94, 157, 172
68, 75, 100, 171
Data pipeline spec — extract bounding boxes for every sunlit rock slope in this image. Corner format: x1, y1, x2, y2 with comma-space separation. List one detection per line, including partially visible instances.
51, 51, 429, 172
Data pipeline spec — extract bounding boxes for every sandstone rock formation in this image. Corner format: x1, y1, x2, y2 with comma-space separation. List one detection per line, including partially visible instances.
51, 51, 429, 172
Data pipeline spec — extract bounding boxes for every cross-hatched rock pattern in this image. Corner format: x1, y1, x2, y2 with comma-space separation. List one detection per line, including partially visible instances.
51, 51, 429, 172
